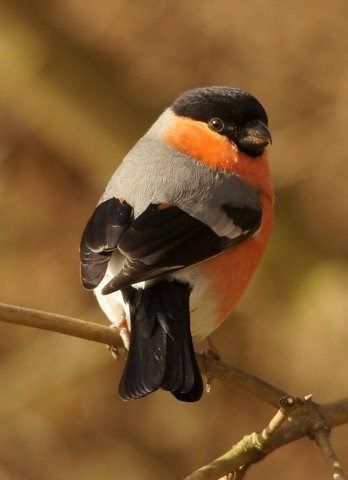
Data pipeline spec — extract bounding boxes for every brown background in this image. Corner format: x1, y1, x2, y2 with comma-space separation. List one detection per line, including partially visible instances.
1, 1, 348, 479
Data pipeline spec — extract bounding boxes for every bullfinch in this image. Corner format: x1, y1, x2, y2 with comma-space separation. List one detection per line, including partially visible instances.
80, 86, 274, 402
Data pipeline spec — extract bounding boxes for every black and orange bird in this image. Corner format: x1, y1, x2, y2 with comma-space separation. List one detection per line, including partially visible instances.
80, 86, 274, 402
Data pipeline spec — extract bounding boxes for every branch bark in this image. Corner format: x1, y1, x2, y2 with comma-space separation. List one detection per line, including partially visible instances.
0, 302, 123, 348
314, 429, 347, 480
0, 302, 347, 479
184, 395, 348, 480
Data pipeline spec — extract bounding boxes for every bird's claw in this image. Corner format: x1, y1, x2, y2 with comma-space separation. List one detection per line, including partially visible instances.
108, 345, 120, 360
106, 324, 122, 360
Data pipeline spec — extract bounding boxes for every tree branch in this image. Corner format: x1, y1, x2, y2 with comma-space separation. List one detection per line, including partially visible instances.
0, 302, 286, 407
0, 302, 123, 348
0, 301, 347, 479
196, 356, 287, 409
314, 429, 347, 480
185, 396, 348, 480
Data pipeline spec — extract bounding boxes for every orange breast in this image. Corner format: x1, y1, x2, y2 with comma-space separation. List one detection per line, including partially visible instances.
198, 194, 273, 326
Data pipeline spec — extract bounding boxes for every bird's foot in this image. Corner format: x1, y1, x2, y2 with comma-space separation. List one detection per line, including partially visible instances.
106, 324, 120, 359
201, 337, 221, 393
107, 318, 130, 359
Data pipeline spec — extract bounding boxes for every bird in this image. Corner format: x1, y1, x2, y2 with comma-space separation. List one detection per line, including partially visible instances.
80, 86, 274, 402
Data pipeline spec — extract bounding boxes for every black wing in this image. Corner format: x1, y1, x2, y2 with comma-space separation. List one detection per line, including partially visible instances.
80, 198, 132, 289
80, 197, 261, 294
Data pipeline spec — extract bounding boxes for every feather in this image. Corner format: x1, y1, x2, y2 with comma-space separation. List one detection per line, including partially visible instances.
118, 280, 203, 402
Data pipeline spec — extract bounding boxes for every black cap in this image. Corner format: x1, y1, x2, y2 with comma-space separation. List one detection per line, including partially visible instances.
172, 86, 270, 156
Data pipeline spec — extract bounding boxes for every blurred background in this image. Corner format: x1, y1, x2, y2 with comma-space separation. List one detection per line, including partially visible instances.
0, 1, 348, 478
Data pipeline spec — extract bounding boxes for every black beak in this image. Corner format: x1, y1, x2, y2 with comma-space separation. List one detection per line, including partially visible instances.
238, 121, 272, 155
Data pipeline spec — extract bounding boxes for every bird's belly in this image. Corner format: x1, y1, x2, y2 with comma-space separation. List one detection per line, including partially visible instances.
174, 235, 267, 341
172, 266, 220, 340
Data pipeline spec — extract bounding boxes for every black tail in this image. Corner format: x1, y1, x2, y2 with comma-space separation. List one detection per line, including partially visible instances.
118, 280, 203, 402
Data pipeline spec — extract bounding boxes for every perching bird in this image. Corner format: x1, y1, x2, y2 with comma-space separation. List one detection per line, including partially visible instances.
80, 86, 274, 402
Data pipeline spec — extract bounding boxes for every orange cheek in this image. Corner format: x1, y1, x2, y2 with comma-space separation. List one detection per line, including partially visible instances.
163, 115, 274, 202
164, 116, 239, 172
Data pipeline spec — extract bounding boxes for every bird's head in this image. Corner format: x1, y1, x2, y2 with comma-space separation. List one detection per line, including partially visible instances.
160, 86, 273, 197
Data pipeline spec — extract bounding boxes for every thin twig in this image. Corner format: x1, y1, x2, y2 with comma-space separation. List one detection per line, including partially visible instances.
185, 397, 348, 479
196, 356, 287, 408
0, 302, 285, 407
325, 399, 348, 428
0, 302, 123, 348
315, 429, 347, 480
188, 406, 289, 480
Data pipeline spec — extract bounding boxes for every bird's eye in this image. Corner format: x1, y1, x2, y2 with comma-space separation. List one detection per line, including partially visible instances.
208, 118, 225, 132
